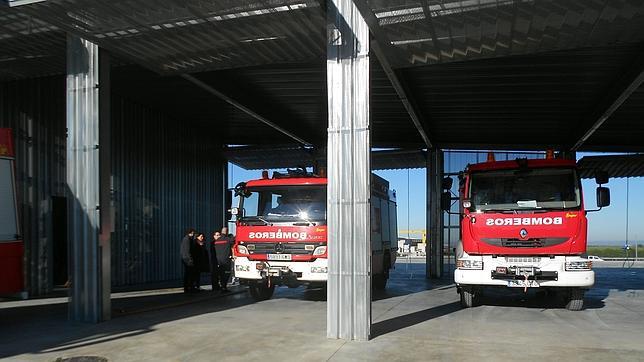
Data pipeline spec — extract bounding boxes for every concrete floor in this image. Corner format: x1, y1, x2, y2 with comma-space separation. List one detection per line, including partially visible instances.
1, 262, 643, 361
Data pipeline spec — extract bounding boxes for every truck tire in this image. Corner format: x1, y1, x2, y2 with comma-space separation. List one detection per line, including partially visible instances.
460, 287, 478, 308
565, 288, 585, 311
249, 283, 275, 301
373, 254, 390, 290
373, 274, 387, 290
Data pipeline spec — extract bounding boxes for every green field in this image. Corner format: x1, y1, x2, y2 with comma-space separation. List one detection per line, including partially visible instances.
587, 245, 642, 258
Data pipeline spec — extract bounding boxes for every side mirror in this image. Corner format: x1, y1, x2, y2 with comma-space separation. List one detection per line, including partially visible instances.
595, 170, 609, 185
234, 182, 248, 197
441, 177, 453, 190
441, 191, 452, 211
596, 187, 610, 208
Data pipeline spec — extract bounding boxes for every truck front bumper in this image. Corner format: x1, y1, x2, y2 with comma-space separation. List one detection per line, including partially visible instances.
454, 255, 594, 288
233, 257, 328, 283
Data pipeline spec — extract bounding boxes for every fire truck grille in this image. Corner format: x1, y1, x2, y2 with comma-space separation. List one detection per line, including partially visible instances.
245, 242, 320, 255
481, 237, 568, 248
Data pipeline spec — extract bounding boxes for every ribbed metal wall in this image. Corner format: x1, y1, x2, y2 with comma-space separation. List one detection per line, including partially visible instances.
0, 72, 225, 294
0, 76, 66, 296
110, 94, 224, 287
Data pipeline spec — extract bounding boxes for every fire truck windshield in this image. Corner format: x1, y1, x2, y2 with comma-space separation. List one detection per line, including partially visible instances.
241, 185, 326, 222
468, 167, 581, 211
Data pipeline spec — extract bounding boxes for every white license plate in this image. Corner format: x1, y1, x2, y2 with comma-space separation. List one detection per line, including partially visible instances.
267, 254, 292, 261
507, 280, 539, 288
506, 257, 541, 264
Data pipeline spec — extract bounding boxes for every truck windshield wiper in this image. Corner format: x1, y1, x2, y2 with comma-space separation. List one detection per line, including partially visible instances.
477, 208, 515, 212
244, 216, 270, 225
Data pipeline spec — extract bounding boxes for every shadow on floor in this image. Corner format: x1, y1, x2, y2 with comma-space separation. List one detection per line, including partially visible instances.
371, 301, 461, 338
475, 288, 607, 310
0, 287, 253, 358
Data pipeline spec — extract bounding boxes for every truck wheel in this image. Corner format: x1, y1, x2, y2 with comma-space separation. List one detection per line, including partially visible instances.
249, 283, 275, 301
373, 273, 387, 290
460, 287, 478, 308
565, 288, 585, 311
373, 254, 390, 290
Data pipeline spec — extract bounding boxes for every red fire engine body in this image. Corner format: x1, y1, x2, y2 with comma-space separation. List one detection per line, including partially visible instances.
453, 155, 609, 310
0, 128, 23, 295
232, 170, 397, 301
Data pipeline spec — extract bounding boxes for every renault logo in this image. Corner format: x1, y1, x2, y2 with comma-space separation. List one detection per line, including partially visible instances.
274, 243, 284, 253
519, 229, 528, 239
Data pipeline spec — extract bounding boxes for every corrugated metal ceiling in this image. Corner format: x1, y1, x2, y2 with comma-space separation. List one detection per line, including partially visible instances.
365, 0, 644, 68
9, 0, 327, 76
402, 43, 644, 151
1, 0, 644, 152
578, 154, 644, 179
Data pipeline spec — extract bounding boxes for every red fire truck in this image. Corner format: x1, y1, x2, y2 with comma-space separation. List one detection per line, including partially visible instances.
0, 128, 24, 296
231, 169, 397, 301
449, 152, 609, 310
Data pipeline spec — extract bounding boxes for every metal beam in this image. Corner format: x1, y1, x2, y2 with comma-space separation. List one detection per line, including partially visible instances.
371, 43, 433, 149
180, 74, 313, 147
571, 52, 644, 151
3, 0, 48, 7
352, 0, 433, 149
418, 0, 443, 62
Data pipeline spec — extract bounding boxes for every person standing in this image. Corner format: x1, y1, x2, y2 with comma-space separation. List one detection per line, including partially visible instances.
209, 231, 223, 291
221, 226, 233, 239
191, 233, 210, 292
180, 228, 196, 294
214, 227, 235, 292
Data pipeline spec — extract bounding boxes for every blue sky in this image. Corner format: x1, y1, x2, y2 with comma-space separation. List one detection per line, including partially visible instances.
228, 156, 643, 246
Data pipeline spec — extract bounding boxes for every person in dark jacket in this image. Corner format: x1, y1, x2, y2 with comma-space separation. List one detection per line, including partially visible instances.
191, 233, 210, 291
209, 231, 223, 291
214, 227, 235, 292
180, 228, 196, 293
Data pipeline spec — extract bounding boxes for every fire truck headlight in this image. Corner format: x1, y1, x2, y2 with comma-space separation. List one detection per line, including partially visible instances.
237, 245, 249, 255
311, 266, 328, 273
565, 261, 592, 271
456, 259, 483, 270
313, 246, 327, 256
235, 265, 250, 272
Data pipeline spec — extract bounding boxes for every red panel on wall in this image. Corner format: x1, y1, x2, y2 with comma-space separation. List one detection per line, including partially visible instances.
0, 128, 15, 158
0, 242, 23, 294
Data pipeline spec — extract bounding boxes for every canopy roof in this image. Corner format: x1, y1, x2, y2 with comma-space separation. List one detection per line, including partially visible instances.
2, 0, 644, 151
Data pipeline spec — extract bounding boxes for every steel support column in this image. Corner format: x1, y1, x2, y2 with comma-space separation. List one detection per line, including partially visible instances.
98, 50, 112, 321
327, 0, 371, 341
67, 35, 107, 322
426, 149, 444, 279
222, 156, 229, 229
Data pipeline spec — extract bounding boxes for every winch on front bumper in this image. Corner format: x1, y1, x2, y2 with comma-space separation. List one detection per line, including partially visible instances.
491, 266, 558, 281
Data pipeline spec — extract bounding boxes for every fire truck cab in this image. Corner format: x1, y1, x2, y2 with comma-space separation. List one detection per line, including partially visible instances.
448, 154, 610, 310
231, 169, 397, 301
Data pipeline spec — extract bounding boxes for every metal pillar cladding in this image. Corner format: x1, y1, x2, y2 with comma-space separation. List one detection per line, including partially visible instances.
427, 149, 444, 278
326, 0, 371, 341
67, 35, 105, 322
